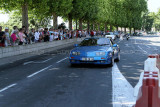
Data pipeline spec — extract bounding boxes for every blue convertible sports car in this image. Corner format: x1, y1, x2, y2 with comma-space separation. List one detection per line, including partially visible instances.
69, 38, 120, 67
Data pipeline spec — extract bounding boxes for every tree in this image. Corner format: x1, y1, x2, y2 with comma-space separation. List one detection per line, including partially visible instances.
68, 0, 88, 30
153, 9, 160, 31
0, 0, 48, 30
83, 0, 99, 32
46, 0, 73, 29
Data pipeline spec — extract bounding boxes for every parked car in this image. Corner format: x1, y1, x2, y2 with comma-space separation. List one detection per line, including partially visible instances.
137, 32, 143, 36
114, 31, 120, 38
105, 32, 116, 40
69, 38, 120, 67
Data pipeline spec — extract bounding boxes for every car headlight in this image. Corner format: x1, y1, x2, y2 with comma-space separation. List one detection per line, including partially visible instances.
72, 52, 80, 55
96, 52, 106, 56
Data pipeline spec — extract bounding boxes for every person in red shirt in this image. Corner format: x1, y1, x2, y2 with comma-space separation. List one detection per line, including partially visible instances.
76, 30, 79, 38
90, 30, 94, 37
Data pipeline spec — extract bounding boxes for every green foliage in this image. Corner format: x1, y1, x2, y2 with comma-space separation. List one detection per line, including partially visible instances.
58, 23, 66, 29
46, 0, 73, 16
0, 0, 148, 30
153, 9, 160, 31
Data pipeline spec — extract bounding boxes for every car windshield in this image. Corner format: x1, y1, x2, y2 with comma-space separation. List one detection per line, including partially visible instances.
79, 38, 110, 46
106, 32, 113, 35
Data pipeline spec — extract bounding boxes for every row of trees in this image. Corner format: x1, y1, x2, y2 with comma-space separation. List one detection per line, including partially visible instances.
152, 9, 160, 31
0, 0, 148, 32
141, 8, 160, 32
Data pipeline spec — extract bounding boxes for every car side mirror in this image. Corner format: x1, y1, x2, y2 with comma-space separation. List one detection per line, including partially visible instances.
113, 44, 117, 47
74, 44, 79, 47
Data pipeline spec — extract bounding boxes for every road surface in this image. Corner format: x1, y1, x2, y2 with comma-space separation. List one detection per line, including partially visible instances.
0, 35, 159, 107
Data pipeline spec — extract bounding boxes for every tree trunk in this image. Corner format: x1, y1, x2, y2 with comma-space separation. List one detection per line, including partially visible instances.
116, 26, 118, 31
98, 23, 100, 31
22, 3, 29, 30
79, 19, 83, 30
110, 24, 113, 32
87, 21, 90, 34
124, 27, 126, 33
53, 13, 58, 29
93, 23, 95, 30
134, 28, 136, 33
121, 27, 122, 32
105, 23, 107, 33
68, 14, 72, 30
129, 28, 131, 34
76, 19, 78, 30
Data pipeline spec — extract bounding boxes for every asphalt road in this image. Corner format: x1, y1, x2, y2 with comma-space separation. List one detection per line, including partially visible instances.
0, 35, 159, 107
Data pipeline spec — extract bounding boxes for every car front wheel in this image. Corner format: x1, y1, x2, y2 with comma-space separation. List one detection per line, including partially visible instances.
115, 53, 120, 62
108, 57, 114, 67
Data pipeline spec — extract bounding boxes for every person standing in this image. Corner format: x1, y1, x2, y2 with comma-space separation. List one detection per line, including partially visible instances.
0, 26, 5, 47
18, 28, 26, 45
49, 28, 54, 42
29, 28, 35, 44
4, 27, 11, 47
43, 28, 49, 42
11, 30, 18, 46
34, 30, 40, 43
90, 30, 94, 37
39, 28, 44, 42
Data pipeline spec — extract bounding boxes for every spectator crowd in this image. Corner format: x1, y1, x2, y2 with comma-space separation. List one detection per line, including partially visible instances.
0, 25, 107, 48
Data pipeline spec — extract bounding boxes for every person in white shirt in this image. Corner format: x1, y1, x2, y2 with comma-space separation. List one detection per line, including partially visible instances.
50, 32, 54, 41
34, 30, 40, 43
5, 27, 11, 46
78, 30, 82, 37
54, 30, 59, 40
94, 31, 96, 36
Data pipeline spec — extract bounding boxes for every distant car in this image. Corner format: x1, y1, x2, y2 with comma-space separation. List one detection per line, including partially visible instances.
105, 32, 116, 40
114, 32, 120, 38
138, 32, 143, 36
69, 38, 120, 67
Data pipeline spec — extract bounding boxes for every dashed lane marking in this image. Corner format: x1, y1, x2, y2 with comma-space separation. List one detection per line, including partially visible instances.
23, 58, 53, 65
27, 57, 68, 78
27, 65, 52, 78
0, 83, 17, 93
56, 57, 69, 64
145, 45, 151, 48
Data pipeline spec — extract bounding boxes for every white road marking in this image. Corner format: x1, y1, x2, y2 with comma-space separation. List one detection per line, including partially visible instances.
23, 58, 53, 65
145, 45, 150, 48
125, 44, 129, 47
42, 58, 53, 63
112, 64, 136, 107
56, 57, 68, 64
27, 65, 52, 78
23, 61, 34, 65
117, 41, 121, 43
138, 46, 148, 54
0, 83, 17, 93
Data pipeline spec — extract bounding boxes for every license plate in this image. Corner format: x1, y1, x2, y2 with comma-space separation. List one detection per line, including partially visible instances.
82, 58, 94, 61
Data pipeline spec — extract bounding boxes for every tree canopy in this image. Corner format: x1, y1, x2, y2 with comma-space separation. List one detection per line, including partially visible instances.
0, 0, 148, 31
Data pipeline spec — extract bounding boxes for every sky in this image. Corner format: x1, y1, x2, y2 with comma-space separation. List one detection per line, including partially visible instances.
0, 0, 160, 23
148, 0, 160, 13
